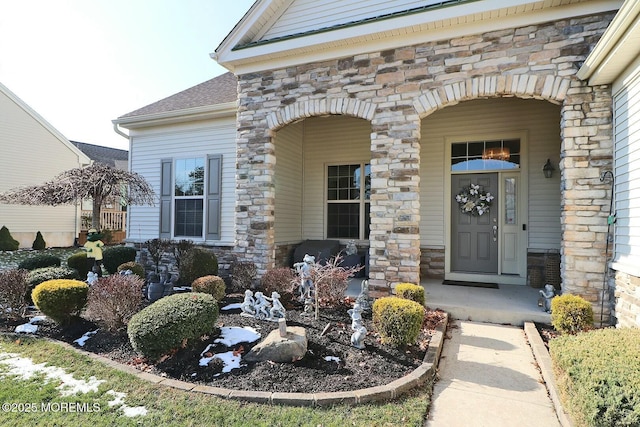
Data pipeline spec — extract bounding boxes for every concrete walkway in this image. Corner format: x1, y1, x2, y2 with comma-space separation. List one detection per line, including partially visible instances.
426, 321, 561, 427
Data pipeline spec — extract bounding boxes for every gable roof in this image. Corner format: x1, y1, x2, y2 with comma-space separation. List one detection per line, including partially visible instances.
0, 82, 92, 166
70, 141, 128, 168
214, 0, 623, 74
118, 72, 237, 119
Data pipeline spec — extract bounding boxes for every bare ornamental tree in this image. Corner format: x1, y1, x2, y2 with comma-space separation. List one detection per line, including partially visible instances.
0, 163, 155, 230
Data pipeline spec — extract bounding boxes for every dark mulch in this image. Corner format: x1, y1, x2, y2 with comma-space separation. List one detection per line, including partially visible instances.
534, 322, 560, 350
0, 296, 447, 394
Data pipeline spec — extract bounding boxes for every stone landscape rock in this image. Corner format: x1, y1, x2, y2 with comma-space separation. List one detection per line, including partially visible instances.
244, 326, 307, 363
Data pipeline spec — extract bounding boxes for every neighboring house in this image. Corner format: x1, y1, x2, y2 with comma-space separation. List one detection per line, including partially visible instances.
577, 0, 640, 327
0, 82, 91, 248
115, 1, 626, 323
70, 141, 129, 235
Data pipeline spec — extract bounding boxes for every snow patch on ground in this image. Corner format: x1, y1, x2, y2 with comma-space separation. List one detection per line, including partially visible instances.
73, 329, 99, 347
106, 390, 148, 417
14, 315, 49, 334
213, 326, 260, 346
324, 356, 341, 363
221, 302, 243, 311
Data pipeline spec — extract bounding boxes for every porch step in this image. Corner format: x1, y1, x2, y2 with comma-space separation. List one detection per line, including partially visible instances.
430, 301, 551, 326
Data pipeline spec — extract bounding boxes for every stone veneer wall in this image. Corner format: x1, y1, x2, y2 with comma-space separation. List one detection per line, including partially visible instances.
420, 247, 445, 279
613, 271, 640, 328
234, 14, 615, 310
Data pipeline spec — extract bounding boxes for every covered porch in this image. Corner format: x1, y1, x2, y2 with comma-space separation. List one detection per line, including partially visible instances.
347, 278, 551, 326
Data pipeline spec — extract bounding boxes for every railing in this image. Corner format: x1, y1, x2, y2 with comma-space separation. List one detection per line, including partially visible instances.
81, 210, 126, 231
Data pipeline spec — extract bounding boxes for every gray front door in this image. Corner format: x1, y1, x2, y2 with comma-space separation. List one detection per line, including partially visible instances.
451, 173, 498, 273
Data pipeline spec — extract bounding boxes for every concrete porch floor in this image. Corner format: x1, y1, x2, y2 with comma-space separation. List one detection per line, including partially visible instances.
347, 278, 551, 326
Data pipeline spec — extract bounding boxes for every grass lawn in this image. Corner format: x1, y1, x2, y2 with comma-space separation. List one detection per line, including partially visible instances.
0, 335, 432, 426
0, 248, 80, 271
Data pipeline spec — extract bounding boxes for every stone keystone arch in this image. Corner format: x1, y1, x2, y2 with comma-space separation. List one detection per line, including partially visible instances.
266, 97, 376, 131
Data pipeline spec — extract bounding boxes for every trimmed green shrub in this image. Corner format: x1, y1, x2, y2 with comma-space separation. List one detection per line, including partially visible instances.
26, 266, 79, 304
0, 226, 19, 251
87, 275, 144, 331
551, 294, 594, 335
191, 275, 226, 302
102, 246, 137, 274
117, 261, 145, 279
395, 283, 425, 305
127, 292, 219, 361
373, 296, 424, 347
179, 248, 218, 285
550, 328, 640, 427
67, 252, 89, 279
0, 269, 29, 320
32, 279, 88, 325
17, 254, 61, 271
32, 231, 46, 250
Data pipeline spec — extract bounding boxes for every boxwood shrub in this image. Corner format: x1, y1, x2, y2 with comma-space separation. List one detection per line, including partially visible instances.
550, 328, 640, 427
179, 248, 218, 285
373, 296, 424, 347
117, 261, 146, 279
32, 231, 46, 250
127, 292, 218, 361
31, 279, 88, 325
550, 294, 593, 334
0, 226, 19, 251
191, 275, 226, 302
102, 246, 137, 274
18, 254, 61, 271
395, 283, 425, 305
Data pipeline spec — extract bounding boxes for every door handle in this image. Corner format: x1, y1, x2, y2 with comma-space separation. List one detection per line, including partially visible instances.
492, 225, 498, 242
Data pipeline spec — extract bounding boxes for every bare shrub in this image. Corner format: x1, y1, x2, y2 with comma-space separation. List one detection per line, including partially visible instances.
230, 261, 257, 292
86, 275, 144, 331
311, 255, 362, 308
261, 267, 297, 308
0, 269, 29, 320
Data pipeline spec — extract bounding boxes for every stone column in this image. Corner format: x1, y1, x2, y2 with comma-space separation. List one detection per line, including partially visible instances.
560, 81, 613, 322
369, 106, 421, 296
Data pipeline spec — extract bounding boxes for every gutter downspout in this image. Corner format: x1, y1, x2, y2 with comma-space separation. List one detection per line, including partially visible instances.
113, 122, 129, 139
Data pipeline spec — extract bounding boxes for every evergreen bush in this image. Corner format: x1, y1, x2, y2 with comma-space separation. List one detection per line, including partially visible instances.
550, 294, 594, 334
67, 252, 89, 279
32, 231, 46, 250
127, 292, 218, 361
102, 246, 137, 274
395, 283, 425, 305
373, 296, 424, 347
0, 226, 19, 251
31, 279, 88, 325
191, 275, 226, 302
17, 254, 61, 271
117, 261, 145, 279
26, 266, 79, 303
179, 248, 218, 285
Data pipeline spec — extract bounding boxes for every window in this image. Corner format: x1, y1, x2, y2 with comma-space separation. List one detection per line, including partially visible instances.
160, 155, 221, 240
451, 139, 520, 171
327, 163, 370, 239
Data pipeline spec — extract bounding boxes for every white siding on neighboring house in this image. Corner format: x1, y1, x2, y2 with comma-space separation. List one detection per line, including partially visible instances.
420, 98, 562, 250
274, 121, 304, 244
262, 0, 431, 40
0, 84, 89, 248
127, 119, 236, 245
300, 116, 371, 240
612, 64, 640, 274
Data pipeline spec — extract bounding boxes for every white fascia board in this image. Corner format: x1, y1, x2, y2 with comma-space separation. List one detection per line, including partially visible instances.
578, 0, 640, 84
216, 0, 621, 74
113, 102, 237, 130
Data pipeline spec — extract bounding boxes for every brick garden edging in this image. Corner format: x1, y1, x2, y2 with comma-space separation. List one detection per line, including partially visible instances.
26, 313, 448, 407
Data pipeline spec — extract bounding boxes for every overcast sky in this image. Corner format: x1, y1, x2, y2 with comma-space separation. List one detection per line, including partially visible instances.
0, 0, 255, 150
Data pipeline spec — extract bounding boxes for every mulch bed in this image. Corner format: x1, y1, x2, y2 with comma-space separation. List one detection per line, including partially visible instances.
0, 295, 447, 394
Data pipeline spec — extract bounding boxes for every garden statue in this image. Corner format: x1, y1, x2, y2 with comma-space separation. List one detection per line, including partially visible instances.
348, 302, 366, 349
241, 290, 256, 317
293, 254, 315, 302
538, 284, 555, 313
254, 291, 272, 320
83, 228, 104, 278
301, 297, 314, 316
269, 291, 286, 320
345, 239, 358, 256
355, 279, 372, 314
86, 271, 98, 285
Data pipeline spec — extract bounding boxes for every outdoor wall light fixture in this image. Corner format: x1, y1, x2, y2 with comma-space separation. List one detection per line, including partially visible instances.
543, 159, 555, 178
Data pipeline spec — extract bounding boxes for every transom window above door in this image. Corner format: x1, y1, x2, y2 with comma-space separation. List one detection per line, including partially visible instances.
451, 139, 520, 171
327, 163, 370, 239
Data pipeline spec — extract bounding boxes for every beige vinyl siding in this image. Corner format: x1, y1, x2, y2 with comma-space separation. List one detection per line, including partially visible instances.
613, 68, 640, 270
0, 87, 87, 247
300, 116, 371, 240
420, 97, 561, 250
128, 119, 236, 244
274, 121, 304, 244
262, 0, 430, 40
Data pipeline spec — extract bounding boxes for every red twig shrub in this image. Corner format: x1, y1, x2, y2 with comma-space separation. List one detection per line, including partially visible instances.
311, 255, 362, 308
261, 267, 297, 307
86, 275, 144, 331
0, 269, 29, 320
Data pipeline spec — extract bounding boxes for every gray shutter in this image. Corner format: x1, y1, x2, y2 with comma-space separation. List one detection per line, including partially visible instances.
160, 159, 172, 239
206, 154, 222, 240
